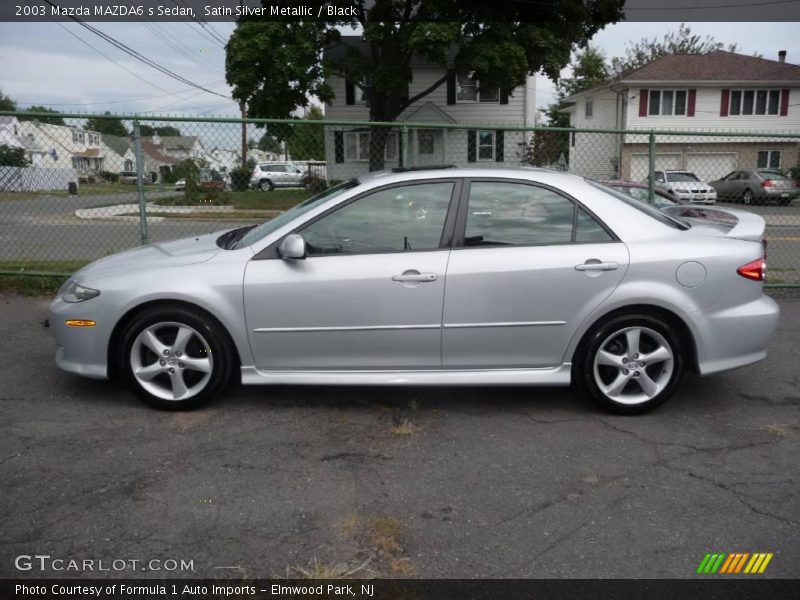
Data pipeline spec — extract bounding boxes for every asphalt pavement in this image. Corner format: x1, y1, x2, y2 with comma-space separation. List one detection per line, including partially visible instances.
0, 293, 798, 579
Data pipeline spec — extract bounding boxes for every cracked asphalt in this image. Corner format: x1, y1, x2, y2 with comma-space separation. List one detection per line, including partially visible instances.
1, 293, 798, 579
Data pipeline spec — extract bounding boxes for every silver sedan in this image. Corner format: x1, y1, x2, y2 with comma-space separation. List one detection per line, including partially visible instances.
49, 167, 779, 414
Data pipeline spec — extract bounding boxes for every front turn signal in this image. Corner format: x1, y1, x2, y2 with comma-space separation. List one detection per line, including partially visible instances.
65, 320, 96, 327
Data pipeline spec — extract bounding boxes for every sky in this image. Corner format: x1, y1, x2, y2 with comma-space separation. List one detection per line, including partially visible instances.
1, 21, 799, 118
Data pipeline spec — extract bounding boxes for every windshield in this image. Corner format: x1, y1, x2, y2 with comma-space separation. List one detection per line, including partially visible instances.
232, 179, 358, 249
587, 181, 689, 230
665, 172, 699, 182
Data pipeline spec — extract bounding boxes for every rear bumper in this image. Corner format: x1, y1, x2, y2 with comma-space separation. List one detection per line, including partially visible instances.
693, 294, 779, 376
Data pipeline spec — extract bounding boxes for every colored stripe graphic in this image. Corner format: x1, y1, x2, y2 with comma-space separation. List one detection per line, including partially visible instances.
699, 552, 773, 574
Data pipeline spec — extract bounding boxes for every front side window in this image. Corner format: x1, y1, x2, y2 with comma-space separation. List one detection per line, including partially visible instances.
757, 150, 782, 169
648, 90, 687, 116
730, 89, 780, 115
462, 182, 612, 247
301, 182, 454, 256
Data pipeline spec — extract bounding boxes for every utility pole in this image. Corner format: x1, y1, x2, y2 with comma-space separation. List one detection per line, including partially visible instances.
240, 99, 247, 168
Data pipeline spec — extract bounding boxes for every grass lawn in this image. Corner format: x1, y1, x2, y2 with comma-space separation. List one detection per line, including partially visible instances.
154, 189, 312, 211
0, 182, 161, 202
0, 260, 88, 296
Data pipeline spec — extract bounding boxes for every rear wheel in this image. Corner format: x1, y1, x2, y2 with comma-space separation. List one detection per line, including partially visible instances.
575, 314, 684, 414
260, 179, 274, 192
118, 306, 235, 410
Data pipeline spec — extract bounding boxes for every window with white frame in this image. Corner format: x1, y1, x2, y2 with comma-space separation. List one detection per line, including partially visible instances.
729, 89, 780, 116
584, 100, 593, 118
88, 133, 99, 145
647, 90, 687, 116
72, 130, 85, 144
757, 150, 781, 169
457, 74, 499, 103
477, 130, 494, 161
344, 131, 399, 162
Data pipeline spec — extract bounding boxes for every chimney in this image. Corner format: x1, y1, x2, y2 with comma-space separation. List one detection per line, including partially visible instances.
778, 50, 786, 63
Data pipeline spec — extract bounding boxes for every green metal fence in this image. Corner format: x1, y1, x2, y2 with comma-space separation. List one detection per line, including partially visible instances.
1, 111, 798, 287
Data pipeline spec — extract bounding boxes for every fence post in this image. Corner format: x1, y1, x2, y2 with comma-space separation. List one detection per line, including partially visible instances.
647, 130, 656, 204
132, 120, 149, 246
401, 122, 409, 168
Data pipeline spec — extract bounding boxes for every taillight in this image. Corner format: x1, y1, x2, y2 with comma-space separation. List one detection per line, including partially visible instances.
761, 179, 774, 188
737, 257, 766, 282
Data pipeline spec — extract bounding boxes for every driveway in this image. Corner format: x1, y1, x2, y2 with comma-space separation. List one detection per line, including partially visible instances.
0, 294, 798, 579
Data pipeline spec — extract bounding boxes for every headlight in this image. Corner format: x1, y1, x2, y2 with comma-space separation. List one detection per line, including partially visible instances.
62, 280, 101, 303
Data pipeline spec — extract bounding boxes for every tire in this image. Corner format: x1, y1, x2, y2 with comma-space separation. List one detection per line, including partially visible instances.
742, 189, 754, 205
259, 179, 274, 192
117, 305, 235, 410
574, 314, 684, 415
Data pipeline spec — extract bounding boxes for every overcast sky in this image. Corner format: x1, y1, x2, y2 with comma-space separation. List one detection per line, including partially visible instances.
1, 21, 798, 118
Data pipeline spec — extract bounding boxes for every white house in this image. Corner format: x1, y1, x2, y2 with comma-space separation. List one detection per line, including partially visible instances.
323, 37, 537, 180
150, 135, 208, 164
16, 120, 106, 174
100, 134, 136, 173
208, 147, 241, 173
0, 116, 47, 166
561, 50, 800, 181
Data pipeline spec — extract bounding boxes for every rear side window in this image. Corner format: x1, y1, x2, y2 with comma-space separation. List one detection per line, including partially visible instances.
462, 181, 613, 247
587, 180, 689, 230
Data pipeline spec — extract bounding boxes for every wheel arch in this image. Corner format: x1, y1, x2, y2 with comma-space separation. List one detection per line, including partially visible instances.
572, 304, 699, 375
107, 299, 242, 380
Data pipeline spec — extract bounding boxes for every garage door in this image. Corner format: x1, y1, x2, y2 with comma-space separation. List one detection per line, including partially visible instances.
686, 153, 738, 183
629, 153, 681, 182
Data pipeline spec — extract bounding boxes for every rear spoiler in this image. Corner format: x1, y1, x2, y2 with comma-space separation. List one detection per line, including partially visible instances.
663, 206, 766, 242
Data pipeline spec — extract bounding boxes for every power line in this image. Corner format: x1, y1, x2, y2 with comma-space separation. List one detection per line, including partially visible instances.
139, 21, 223, 71
15, 81, 229, 108
172, 0, 228, 48
41, 0, 230, 98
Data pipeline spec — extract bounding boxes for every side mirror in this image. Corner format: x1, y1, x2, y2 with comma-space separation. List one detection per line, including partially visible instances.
278, 234, 306, 260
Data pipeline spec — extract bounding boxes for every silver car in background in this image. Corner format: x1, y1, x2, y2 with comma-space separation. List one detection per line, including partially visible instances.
49, 167, 778, 414
709, 169, 799, 206
249, 162, 306, 191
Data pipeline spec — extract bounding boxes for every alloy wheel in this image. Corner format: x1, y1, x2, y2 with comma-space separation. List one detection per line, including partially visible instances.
592, 326, 674, 406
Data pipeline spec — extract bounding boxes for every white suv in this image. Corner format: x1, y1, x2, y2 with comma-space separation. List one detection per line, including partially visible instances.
249, 162, 306, 191
653, 170, 717, 205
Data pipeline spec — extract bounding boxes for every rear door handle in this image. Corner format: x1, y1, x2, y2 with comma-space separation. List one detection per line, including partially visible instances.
575, 261, 618, 272
392, 271, 438, 283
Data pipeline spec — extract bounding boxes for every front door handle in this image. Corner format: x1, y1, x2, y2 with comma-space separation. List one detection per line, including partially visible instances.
392, 271, 438, 283
575, 261, 618, 272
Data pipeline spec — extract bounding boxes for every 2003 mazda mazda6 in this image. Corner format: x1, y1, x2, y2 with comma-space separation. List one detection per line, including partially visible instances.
50, 167, 779, 413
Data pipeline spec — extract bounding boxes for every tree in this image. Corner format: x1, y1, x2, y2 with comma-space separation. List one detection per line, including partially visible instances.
527, 46, 608, 167
0, 90, 16, 112
85, 112, 129, 137
138, 124, 182, 137
0, 145, 29, 167
610, 23, 738, 76
17, 106, 66, 125
257, 131, 281, 154
285, 105, 325, 161
226, 1, 624, 170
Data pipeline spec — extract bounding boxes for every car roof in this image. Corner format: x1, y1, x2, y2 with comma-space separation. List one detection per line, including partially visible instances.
356, 165, 583, 185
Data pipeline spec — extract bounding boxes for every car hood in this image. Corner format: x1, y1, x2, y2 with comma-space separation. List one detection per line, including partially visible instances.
73, 231, 226, 282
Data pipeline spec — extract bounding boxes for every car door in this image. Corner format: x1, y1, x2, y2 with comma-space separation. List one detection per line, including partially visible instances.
243, 180, 459, 370
285, 164, 304, 187
712, 172, 734, 200
442, 179, 629, 369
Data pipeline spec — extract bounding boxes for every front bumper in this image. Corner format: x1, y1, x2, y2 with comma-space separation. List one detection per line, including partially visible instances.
693, 294, 780, 376
49, 295, 114, 380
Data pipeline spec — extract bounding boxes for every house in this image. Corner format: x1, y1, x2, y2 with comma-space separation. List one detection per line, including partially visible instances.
16, 120, 106, 174
139, 140, 178, 183
561, 50, 800, 181
208, 147, 241, 173
0, 116, 47, 166
150, 135, 208, 164
323, 37, 537, 180
100, 134, 135, 174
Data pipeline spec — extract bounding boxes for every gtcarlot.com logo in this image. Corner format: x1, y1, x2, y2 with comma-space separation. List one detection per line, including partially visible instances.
697, 552, 773, 574
15, 554, 194, 572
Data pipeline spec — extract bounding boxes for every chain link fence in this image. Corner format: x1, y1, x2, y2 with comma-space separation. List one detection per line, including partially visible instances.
1, 111, 798, 286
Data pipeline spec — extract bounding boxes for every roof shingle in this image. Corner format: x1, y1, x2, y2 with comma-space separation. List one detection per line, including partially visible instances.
622, 50, 800, 82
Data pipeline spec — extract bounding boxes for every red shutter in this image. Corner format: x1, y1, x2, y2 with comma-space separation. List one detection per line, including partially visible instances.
780, 89, 790, 116
720, 89, 730, 117
639, 89, 648, 117
687, 89, 696, 117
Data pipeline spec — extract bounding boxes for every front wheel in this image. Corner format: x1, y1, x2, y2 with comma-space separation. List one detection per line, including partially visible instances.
575, 314, 684, 414
742, 189, 754, 205
118, 306, 235, 410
